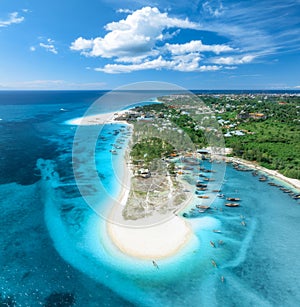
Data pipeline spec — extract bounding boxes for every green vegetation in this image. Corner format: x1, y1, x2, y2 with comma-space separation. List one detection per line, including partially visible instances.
226, 119, 300, 179
131, 137, 174, 164
128, 94, 300, 179
202, 94, 300, 179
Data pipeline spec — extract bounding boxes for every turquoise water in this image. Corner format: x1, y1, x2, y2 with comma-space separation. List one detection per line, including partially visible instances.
0, 91, 300, 306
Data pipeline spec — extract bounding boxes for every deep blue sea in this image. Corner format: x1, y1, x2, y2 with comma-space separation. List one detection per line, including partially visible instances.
0, 90, 300, 307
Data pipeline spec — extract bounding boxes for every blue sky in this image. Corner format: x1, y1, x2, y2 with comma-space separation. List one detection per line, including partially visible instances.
0, 0, 300, 90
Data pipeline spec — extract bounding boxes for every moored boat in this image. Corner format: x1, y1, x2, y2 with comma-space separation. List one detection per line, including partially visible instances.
225, 203, 240, 207
196, 205, 210, 209
226, 197, 241, 201
259, 176, 267, 181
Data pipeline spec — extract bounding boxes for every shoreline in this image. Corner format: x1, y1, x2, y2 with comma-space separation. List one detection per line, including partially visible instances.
227, 156, 300, 191
67, 110, 299, 260
67, 110, 194, 260
106, 127, 194, 260
65, 110, 129, 126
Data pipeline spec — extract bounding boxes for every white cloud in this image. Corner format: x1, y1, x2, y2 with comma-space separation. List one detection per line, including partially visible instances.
211, 55, 255, 65
70, 37, 93, 51
116, 8, 133, 14
165, 40, 233, 55
39, 38, 58, 54
95, 55, 222, 74
202, 1, 224, 17
224, 66, 237, 70
70, 7, 199, 60
71, 6, 256, 74
0, 12, 24, 27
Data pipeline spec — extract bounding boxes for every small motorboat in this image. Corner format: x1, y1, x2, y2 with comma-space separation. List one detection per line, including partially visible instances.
196, 183, 208, 188
213, 229, 222, 233
217, 193, 225, 198
198, 195, 209, 199
196, 205, 210, 209
210, 241, 216, 248
211, 259, 217, 267
225, 203, 240, 207
241, 220, 246, 226
226, 197, 240, 201
259, 176, 267, 181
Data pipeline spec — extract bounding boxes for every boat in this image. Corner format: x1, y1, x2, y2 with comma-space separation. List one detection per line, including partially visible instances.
196, 205, 210, 209
218, 240, 224, 245
280, 187, 291, 193
196, 183, 208, 188
241, 220, 246, 226
259, 176, 267, 181
217, 193, 225, 198
210, 241, 216, 248
225, 203, 240, 207
198, 195, 209, 199
110, 149, 118, 155
213, 229, 222, 233
221, 276, 225, 283
211, 259, 217, 267
197, 187, 207, 191
212, 189, 221, 192
226, 197, 240, 201
152, 260, 159, 269
204, 178, 215, 182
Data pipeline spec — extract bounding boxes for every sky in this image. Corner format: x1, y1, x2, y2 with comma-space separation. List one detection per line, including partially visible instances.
0, 0, 300, 90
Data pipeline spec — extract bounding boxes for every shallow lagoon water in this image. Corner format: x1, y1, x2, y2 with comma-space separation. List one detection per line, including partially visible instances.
0, 91, 300, 306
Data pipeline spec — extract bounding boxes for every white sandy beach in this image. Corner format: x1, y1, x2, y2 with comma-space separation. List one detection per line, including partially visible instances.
204, 147, 300, 190
106, 143, 194, 260
228, 157, 300, 190
66, 110, 128, 126
68, 111, 194, 260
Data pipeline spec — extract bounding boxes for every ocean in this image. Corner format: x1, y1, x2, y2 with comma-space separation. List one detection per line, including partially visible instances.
0, 90, 299, 306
